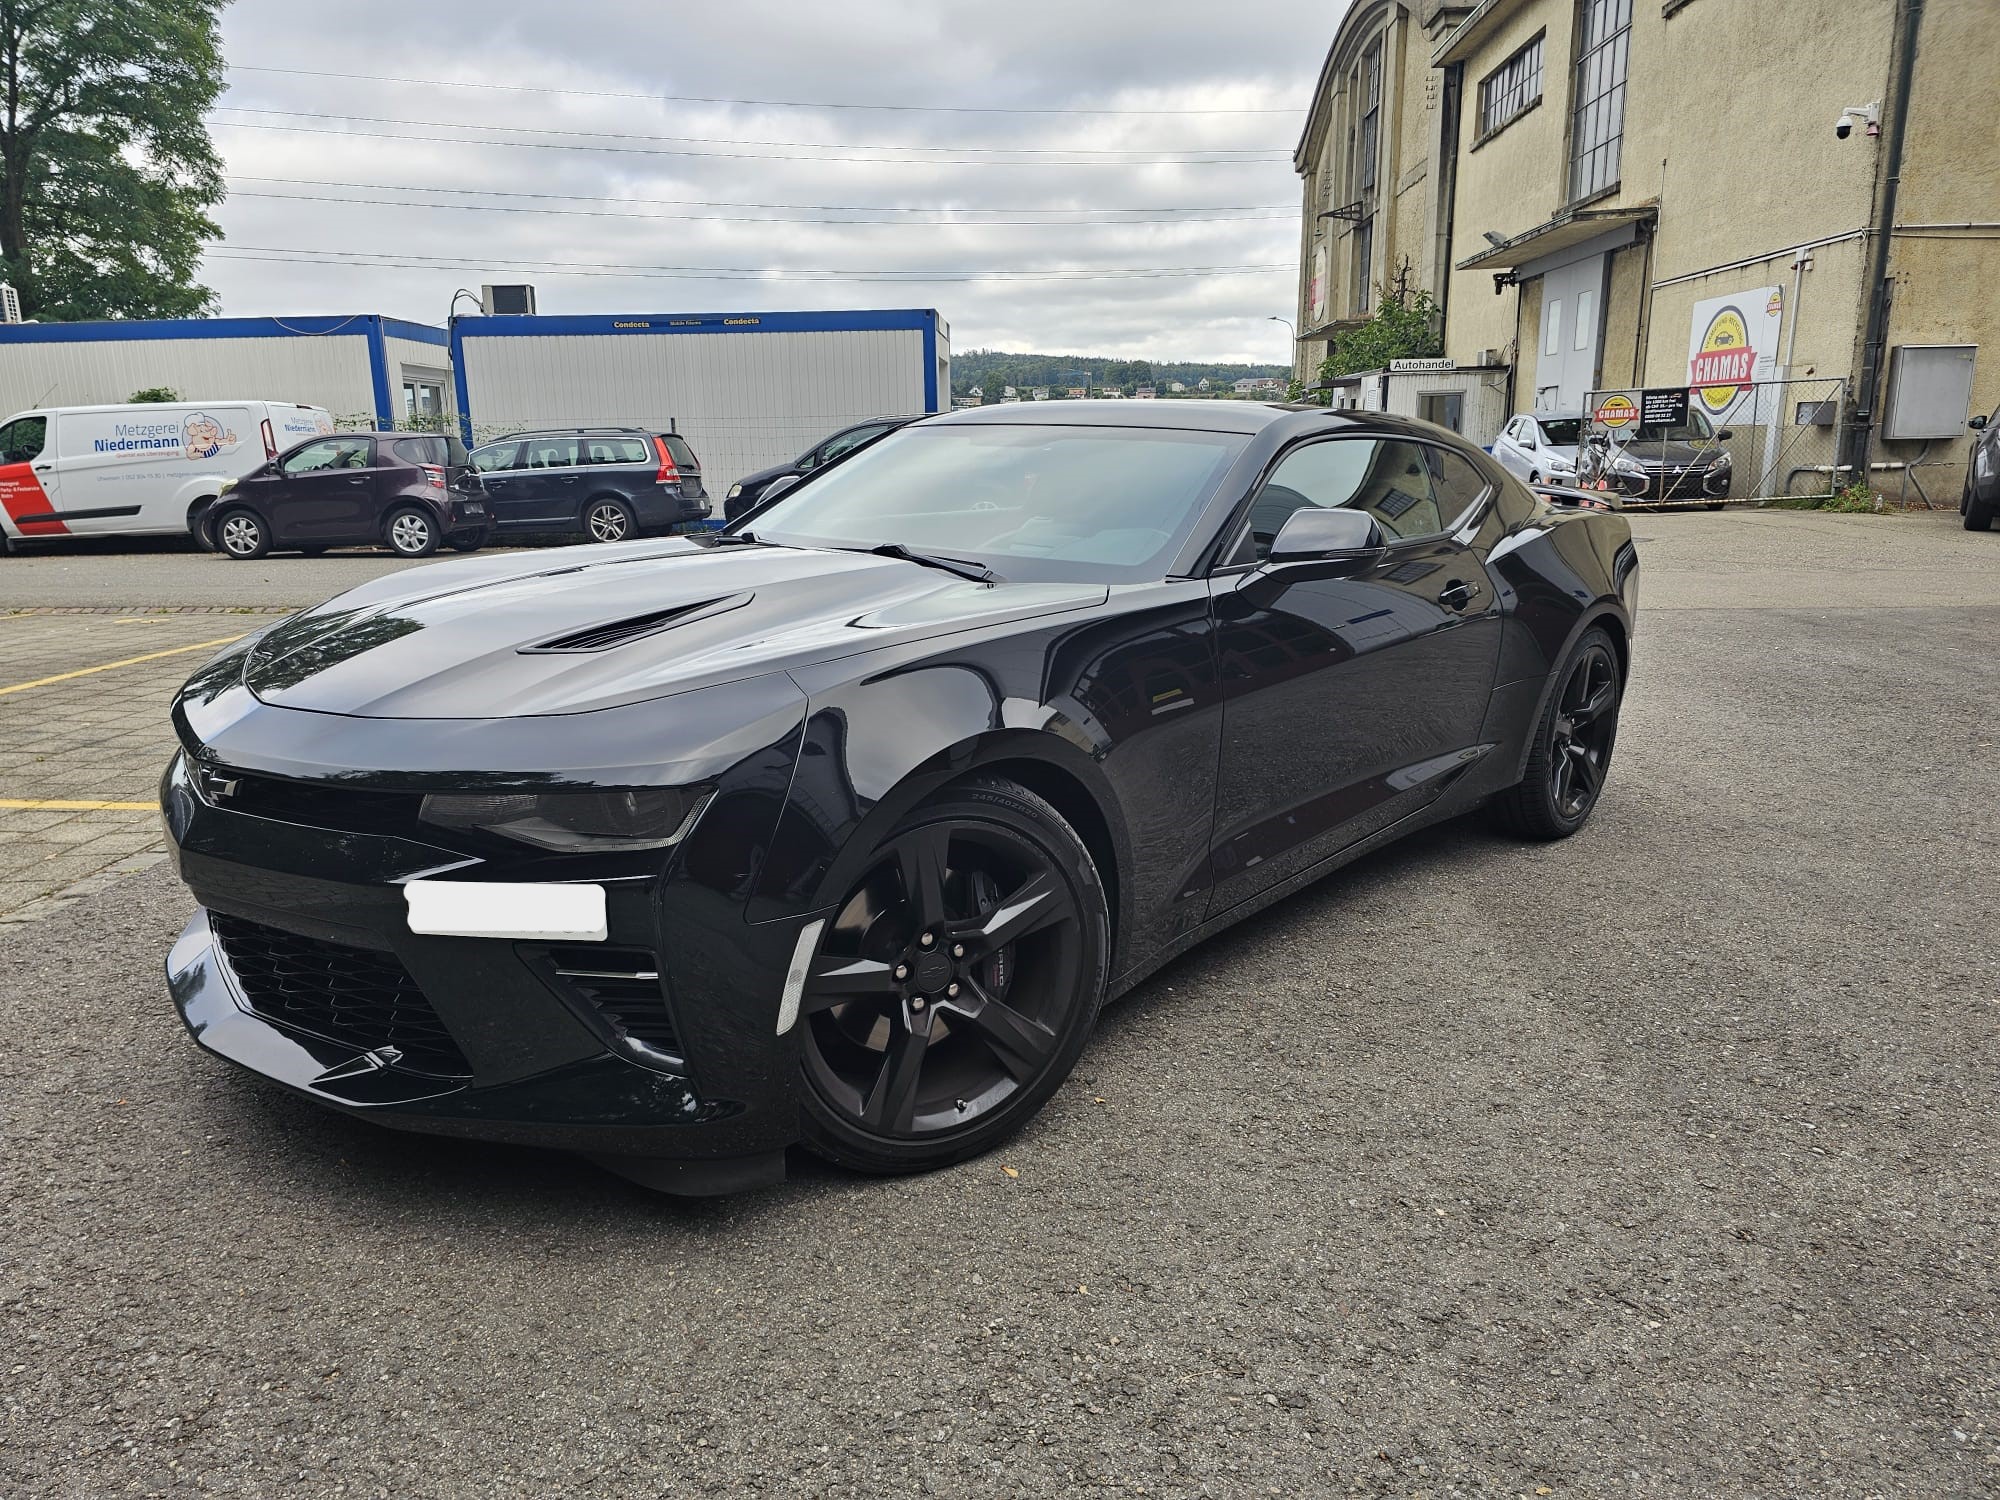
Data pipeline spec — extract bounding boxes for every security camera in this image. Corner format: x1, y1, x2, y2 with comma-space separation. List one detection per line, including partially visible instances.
1835, 101, 1880, 140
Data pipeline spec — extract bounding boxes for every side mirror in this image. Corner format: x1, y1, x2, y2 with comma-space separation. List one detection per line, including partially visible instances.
1717, 429, 1735, 440
1521, 435, 1538, 450
759, 473, 803, 505
1268, 507, 1385, 565
1971, 414, 1990, 431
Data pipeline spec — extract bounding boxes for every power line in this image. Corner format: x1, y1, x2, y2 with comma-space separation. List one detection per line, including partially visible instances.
226, 63, 1300, 116
209, 117, 1289, 168
222, 174, 1297, 214
226, 188, 1293, 228
211, 105, 1284, 159
206, 244, 1293, 283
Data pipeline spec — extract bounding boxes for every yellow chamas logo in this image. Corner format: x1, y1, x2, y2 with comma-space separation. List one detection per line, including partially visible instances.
1690, 307, 1755, 413
1593, 394, 1638, 428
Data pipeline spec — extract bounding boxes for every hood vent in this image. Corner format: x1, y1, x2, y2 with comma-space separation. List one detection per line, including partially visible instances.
525, 592, 752, 654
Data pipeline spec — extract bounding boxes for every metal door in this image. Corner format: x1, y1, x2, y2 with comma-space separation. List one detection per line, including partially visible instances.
1536, 255, 1607, 412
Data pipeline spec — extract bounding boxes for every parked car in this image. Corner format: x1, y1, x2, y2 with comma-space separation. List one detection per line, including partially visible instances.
1963, 407, 1997, 531
162, 401, 1637, 1195
469, 427, 706, 542
724, 414, 921, 521
205, 432, 490, 560
1492, 411, 1588, 485
0, 399, 333, 555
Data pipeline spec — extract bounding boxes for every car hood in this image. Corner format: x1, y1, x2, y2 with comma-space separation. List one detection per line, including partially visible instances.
1626, 439, 1717, 465
241, 539, 1107, 718
732, 461, 797, 492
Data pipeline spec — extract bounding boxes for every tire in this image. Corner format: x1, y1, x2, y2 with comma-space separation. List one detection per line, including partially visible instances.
384, 506, 439, 558
1964, 488, 1995, 532
797, 773, 1111, 1176
1528, 471, 1541, 485
1705, 501, 1726, 511
582, 496, 636, 544
1491, 626, 1623, 841
446, 528, 490, 553
213, 507, 270, 561
188, 502, 218, 552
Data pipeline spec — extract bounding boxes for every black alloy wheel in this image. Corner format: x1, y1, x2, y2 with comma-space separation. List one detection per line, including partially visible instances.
384, 506, 438, 558
215, 507, 269, 560
798, 775, 1109, 1174
1493, 626, 1622, 840
584, 497, 636, 544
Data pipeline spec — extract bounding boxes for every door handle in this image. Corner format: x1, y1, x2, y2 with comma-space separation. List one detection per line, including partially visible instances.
32, 464, 52, 472
346, 476, 368, 485
1437, 580, 1478, 612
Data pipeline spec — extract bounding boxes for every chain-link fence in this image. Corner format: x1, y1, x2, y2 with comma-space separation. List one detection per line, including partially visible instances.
1580, 378, 1848, 506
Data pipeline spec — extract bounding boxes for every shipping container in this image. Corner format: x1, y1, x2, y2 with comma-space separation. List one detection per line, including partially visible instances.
450, 309, 950, 491
0, 315, 451, 430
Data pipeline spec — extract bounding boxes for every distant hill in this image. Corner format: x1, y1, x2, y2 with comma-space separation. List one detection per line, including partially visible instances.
950, 349, 1288, 398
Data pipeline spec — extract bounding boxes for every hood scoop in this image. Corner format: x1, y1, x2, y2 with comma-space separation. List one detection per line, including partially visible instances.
525, 592, 752, 654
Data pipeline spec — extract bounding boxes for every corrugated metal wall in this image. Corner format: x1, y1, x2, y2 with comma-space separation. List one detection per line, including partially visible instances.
459, 328, 928, 486
0, 335, 378, 420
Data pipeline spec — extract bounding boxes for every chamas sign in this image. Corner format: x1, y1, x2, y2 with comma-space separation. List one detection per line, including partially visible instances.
1687, 286, 1784, 418
1593, 393, 1638, 428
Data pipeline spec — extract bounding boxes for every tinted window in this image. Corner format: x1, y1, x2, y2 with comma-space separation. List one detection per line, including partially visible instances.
1425, 447, 1494, 531
472, 442, 520, 473
393, 437, 444, 465
1241, 438, 1444, 560
520, 438, 579, 469
661, 434, 699, 469
0, 415, 45, 464
1537, 419, 1583, 446
1634, 408, 1715, 443
819, 423, 889, 465
281, 437, 372, 474
749, 424, 1247, 584
580, 436, 650, 465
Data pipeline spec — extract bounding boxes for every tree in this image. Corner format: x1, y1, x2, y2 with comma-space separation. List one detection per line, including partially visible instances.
1317, 259, 1443, 385
127, 385, 176, 402
0, 1, 227, 322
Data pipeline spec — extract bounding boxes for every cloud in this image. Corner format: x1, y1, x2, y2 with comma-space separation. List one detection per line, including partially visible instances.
204, 0, 1336, 362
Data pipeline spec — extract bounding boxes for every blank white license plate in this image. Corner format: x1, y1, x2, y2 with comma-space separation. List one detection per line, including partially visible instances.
404, 880, 607, 941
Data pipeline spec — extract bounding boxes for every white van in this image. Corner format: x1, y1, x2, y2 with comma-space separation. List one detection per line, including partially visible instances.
0, 400, 334, 551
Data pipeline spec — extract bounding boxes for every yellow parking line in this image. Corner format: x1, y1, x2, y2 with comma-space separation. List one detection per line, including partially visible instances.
0, 798, 156, 811
0, 635, 244, 698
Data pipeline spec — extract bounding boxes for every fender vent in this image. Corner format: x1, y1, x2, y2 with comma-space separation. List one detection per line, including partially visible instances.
525, 592, 750, 653
547, 946, 684, 1068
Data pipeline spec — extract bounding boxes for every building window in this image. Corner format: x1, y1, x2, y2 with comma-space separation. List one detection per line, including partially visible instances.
1354, 217, 1375, 311
1569, 0, 1632, 202
1355, 40, 1382, 197
1477, 33, 1543, 138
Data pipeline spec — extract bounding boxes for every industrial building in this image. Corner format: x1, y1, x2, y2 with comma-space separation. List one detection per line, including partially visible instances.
1291, 0, 1997, 499
0, 315, 451, 429
449, 308, 949, 488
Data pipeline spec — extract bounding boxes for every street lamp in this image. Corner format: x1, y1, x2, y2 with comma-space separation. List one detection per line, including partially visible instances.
1268, 315, 1298, 384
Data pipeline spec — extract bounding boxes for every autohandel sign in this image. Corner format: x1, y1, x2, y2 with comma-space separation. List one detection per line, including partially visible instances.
1389, 358, 1457, 374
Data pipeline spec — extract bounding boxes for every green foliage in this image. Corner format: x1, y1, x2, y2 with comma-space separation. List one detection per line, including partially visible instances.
126, 386, 178, 403
1769, 482, 1889, 514
1317, 288, 1443, 383
952, 349, 1285, 400
0, 1, 228, 321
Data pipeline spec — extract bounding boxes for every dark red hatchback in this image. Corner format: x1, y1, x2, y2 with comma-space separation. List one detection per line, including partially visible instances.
203, 432, 491, 560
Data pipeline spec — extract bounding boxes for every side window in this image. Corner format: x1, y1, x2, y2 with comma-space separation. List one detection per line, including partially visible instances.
661, 435, 699, 469
1, 415, 47, 464
581, 437, 649, 465
472, 443, 520, 473
820, 424, 886, 465
281, 437, 371, 474
1237, 437, 1445, 562
1424, 447, 1495, 531
392, 437, 445, 465
522, 438, 579, 470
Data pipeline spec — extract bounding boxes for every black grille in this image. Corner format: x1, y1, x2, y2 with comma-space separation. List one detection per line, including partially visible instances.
547, 946, 682, 1062
212, 914, 472, 1078
204, 769, 424, 838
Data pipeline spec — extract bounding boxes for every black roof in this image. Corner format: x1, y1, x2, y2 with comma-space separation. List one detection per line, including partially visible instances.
923, 399, 1457, 445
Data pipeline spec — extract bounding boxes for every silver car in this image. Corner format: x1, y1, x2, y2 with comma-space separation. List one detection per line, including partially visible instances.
1492, 412, 1587, 485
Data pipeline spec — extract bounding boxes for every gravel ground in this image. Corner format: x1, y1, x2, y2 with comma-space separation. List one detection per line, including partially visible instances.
2, 513, 1996, 1497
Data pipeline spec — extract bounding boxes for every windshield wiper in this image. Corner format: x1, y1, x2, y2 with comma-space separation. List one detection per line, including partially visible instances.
862, 543, 999, 584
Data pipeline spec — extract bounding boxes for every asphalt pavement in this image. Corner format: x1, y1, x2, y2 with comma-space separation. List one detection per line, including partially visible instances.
1, 511, 1995, 1497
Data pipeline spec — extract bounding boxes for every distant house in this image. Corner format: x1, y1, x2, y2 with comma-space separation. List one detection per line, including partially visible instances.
1169, 381, 1187, 394
1031, 387, 1051, 400
1233, 378, 1259, 394
1067, 387, 1088, 399
1134, 386, 1157, 400
967, 385, 983, 398
1099, 389, 1126, 399
1196, 378, 1212, 392
1002, 386, 1017, 398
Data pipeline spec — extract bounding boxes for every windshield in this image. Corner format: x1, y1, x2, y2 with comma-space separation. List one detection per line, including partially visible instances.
742, 423, 1249, 582
1538, 419, 1584, 446
1633, 408, 1717, 444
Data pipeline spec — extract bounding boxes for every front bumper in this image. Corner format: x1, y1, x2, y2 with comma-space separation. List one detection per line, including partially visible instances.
158, 675, 818, 1191
1614, 464, 1731, 500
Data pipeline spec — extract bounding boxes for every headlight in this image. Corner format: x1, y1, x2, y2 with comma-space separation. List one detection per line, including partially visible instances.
1709, 450, 1732, 468
418, 788, 709, 852
1546, 455, 1574, 473
727, 483, 742, 499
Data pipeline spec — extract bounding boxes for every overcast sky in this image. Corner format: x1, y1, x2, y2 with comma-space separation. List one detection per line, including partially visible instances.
203, 0, 1339, 364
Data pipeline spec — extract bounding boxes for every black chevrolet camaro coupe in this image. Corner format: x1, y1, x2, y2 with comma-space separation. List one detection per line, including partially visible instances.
162, 402, 1637, 1194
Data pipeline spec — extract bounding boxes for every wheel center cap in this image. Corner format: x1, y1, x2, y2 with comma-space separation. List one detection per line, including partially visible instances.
912, 950, 954, 994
